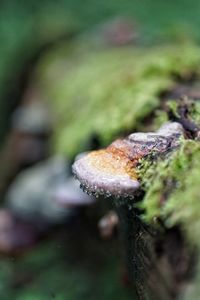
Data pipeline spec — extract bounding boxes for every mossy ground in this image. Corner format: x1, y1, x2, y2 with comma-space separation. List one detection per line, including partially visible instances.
36, 43, 200, 158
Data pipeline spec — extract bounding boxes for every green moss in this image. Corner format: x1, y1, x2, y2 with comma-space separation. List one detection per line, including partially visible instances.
167, 100, 180, 118
36, 43, 200, 157
167, 98, 200, 128
189, 101, 200, 126
140, 139, 200, 298
140, 140, 200, 247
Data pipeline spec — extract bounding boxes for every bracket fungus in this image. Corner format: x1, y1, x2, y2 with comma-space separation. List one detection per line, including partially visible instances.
73, 122, 184, 300
73, 122, 184, 200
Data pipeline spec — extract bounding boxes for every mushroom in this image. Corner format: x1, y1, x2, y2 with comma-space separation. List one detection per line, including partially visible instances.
72, 122, 184, 200
73, 122, 184, 299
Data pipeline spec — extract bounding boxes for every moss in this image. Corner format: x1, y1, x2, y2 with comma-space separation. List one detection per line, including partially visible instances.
140, 140, 200, 247
36, 43, 200, 157
139, 139, 200, 298
189, 101, 200, 126
167, 100, 180, 118
167, 98, 200, 128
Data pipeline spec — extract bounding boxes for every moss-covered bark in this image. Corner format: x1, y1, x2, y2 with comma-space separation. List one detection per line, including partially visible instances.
27, 41, 200, 299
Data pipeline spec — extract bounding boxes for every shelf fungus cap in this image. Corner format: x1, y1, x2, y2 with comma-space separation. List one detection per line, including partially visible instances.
73, 149, 140, 199
73, 122, 184, 199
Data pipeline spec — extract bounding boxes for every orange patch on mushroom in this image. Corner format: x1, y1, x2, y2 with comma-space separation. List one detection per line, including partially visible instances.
86, 141, 139, 180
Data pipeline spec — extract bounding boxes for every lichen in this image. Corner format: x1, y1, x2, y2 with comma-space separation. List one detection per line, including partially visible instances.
36, 43, 200, 157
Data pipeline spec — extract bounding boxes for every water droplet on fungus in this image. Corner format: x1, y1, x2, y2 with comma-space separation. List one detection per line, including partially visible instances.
73, 122, 184, 199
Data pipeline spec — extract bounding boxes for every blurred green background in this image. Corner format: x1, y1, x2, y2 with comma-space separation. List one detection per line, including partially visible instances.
2, 0, 200, 142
